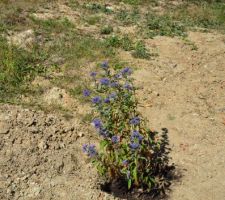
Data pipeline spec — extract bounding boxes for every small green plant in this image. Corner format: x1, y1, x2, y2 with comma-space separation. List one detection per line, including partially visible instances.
170, 1, 225, 31
144, 13, 187, 38
82, 62, 172, 195
67, 0, 80, 10
0, 37, 47, 102
104, 35, 134, 51
31, 17, 74, 33
100, 25, 113, 35
183, 38, 198, 50
132, 41, 150, 59
104, 35, 121, 48
85, 15, 101, 25
116, 8, 140, 25
84, 3, 113, 14
122, 0, 141, 5
120, 35, 134, 51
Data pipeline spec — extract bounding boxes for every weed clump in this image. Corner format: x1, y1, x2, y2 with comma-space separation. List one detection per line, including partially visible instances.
132, 41, 151, 59
100, 25, 113, 35
104, 35, 134, 51
145, 13, 187, 38
82, 62, 173, 197
0, 36, 46, 102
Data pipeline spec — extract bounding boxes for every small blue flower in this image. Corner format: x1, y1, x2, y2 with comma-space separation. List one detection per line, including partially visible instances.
88, 144, 97, 157
90, 72, 97, 77
83, 89, 91, 97
110, 81, 119, 87
104, 97, 110, 103
109, 92, 117, 99
100, 78, 110, 85
130, 117, 140, 125
124, 82, 132, 90
131, 130, 143, 142
82, 144, 97, 157
82, 144, 88, 153
101, 61, 109, 69
122, 160, 128, 166
121, 67, 132, 76
92, 96, 102, 104
111, 135, 119, 143
92, 119, 102, 129
114, 73, 122, 79
130, 142, 139, 150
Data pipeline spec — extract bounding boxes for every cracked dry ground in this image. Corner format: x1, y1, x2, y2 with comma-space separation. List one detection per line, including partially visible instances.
0, 31, 225, 200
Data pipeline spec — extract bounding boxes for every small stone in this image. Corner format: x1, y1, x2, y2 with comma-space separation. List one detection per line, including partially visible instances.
38, 141, 48, 150
0, 122, 10, 134
55, 159, 64, 173
33, 186, 41, 196
78, 132, 84, 137
29, 126, 39, 134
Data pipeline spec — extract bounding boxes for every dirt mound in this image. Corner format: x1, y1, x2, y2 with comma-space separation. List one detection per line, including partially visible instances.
0, 104, 115, 200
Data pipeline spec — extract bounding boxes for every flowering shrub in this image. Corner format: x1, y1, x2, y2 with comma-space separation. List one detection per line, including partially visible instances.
82, 61, 171, 194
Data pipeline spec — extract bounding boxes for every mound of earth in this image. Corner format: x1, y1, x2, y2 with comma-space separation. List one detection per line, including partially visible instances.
0, 104, 115, 200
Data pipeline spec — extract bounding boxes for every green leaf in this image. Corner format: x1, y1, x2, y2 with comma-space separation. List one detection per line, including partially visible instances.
132, 167, 138, 185
100, 140, 109, 150
128, 179, 132, 189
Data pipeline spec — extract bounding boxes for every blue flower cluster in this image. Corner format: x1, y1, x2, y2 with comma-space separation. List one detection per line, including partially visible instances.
92, 96, 102, 104
111, 135, 120, 143
111, 81, 119, 88
100, 78, 110, 85
92, 119, 109, 138
104, 97, 110, 103
83, 89, 91, 97
130, 117, 140, 125
131, 130, 143, 142
129, 130, 143, 150
101, 61, 109, 70
121, 67, 132, 76
90, 72, 97, 78
82, 144, 97, 157
130, 142, 139, 150
92, 118, 102, 129
124, 82, 132, 90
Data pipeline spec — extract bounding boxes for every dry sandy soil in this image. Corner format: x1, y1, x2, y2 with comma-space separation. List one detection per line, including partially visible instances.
0, 30, 224, 200
0, 1, 225, 198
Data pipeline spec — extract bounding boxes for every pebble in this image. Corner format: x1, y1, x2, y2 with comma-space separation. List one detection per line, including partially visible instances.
38, 140, 48, 150
0, 122, 10, 134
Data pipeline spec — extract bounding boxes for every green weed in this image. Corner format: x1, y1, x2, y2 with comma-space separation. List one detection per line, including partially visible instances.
144, 13, 187, 38
85, 15, 101, 25
0, 37, 47, 102
31, 17, 75, 33
170, 2, 225, 31
100, 25, 113, 35
83, 2, 113, 14
122, 0, 141, 5
132, 41, 150, 59
116, 8, 140, 25
104, 35, 134, 51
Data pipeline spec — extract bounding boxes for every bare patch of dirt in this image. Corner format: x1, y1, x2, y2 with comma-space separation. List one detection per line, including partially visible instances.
6, 29, 35, 49
133, 31, 225, 200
